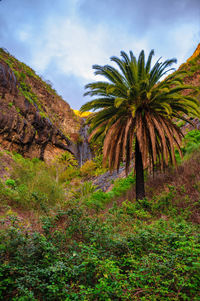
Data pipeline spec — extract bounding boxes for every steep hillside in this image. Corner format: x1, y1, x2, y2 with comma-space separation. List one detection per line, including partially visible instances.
178, 43, 200, 129
0, 145, 200, 300
0, 48, 81, 161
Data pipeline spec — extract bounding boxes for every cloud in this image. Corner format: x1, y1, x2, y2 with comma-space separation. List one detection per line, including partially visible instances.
42, 60, 85, 109
79, 0, 200, 31
0, 0, 199, 109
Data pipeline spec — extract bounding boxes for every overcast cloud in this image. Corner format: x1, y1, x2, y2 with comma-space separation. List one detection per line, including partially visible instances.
0, 0, 199, 109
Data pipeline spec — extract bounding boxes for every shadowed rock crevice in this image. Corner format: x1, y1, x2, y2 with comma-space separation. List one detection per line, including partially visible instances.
77, 118, 92, 166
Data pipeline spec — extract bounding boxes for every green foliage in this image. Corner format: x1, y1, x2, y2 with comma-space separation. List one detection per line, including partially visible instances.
175, 129, 200, 163
8, 102, 13, 108
76, 156, 107, 178
110, 174, 135, 196
51, 152, 79, 184
80, 160, 97, 177
121, 199, 152, 219
85, 173, 136, 211
5, 179, 16, 189
58, 166, 80, 182
1, 154, 65, 209
93, 154, 108, 176
71, 181, 97, 200
176, 120, 186, 128
183, 130, 200, 155
151, 185, 178, 216
56, 152, 78, 168
0, 211, 199, 300
0, 147, 200, 300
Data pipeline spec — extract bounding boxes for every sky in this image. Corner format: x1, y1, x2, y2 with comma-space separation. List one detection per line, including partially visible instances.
0, 0, 199, 109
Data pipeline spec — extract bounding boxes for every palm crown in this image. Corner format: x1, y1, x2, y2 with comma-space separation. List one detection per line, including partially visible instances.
81, 50, 200, 199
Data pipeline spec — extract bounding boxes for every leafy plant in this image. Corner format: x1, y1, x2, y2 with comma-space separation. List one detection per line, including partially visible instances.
184, 130, 200, 155
80, 160, 97, 177
5, 179, 16, 189
56, 151, 78, 167
71, 181, 97, 199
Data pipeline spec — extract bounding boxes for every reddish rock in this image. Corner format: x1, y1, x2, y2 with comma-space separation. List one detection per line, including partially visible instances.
0, 49, 81, 161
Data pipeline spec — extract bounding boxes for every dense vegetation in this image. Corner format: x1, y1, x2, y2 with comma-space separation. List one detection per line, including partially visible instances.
1, 208, 200, 300
0, 130, 200, 300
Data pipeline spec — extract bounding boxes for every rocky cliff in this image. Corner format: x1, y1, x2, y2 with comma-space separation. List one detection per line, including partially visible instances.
0, 48, 81, 161
180, 43, 200, 92
178, 43, 200, 130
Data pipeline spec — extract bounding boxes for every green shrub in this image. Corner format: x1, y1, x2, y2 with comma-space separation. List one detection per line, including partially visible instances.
80, 160, 96, 177
175, 130, 200, 163
84, 173, 136, 211
121, 200, 151, 220
58, 166, 80, 182
5, 179, 16, 189
71, 181, 97, 200
184, 130, 200, 155
56, 152, 78, 167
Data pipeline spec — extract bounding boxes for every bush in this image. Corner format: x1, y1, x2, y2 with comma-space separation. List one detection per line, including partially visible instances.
184, 130, 200, 155
5, 179, 16, 189
71, 181, 97, 200
80, 160, 96, 177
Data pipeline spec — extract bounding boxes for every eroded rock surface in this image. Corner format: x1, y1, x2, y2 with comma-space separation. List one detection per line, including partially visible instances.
0, 50, 80, 161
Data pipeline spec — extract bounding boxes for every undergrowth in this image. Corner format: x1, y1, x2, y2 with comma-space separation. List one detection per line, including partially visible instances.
0, 153, 65, 210
0, 207, 200, 300
0, 134, 199, 300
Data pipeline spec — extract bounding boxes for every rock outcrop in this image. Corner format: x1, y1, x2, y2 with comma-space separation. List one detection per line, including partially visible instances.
178, 43, 200, 130
0, 48, 81, 161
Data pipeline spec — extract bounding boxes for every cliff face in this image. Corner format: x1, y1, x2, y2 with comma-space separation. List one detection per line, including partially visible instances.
187, 43, 200, 63
0, 48, 81, 161
178, 43, 200, 130
181, 43, 200, 90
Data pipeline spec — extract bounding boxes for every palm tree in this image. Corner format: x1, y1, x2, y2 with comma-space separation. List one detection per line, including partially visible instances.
80, 50, 200, 200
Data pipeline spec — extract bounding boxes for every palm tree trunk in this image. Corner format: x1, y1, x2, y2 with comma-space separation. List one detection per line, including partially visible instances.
135, 138, 145, 200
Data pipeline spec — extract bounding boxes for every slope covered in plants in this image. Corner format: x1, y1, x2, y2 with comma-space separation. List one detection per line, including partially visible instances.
0, 144, 200, 300
177, 43, 200, 130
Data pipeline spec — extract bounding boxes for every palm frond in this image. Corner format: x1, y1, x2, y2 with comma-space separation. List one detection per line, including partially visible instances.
81, 49, 199, 179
